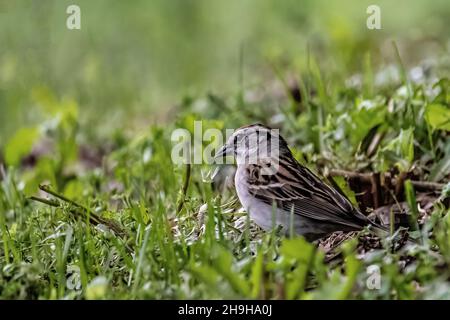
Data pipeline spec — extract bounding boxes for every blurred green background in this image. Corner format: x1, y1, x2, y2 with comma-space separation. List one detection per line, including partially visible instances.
1, 0, 449, 143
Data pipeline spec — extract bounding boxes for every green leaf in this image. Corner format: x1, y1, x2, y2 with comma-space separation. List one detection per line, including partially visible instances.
63, 180, 85, 200
211, 245, 251, 296
286, 263, 309, 299
336, 239, 360, 300
378, 127, 414, 172
350, 98, 386, 146
425, 104, 450, 131
189, 263, 219, 286
279, 238, 316, 299
22, 157, 57, 195
250, 251, 264, 299
280, 237, 314, 262
404, 180, 420, 232
4, 127, 39, 166
31, 86, 58, 115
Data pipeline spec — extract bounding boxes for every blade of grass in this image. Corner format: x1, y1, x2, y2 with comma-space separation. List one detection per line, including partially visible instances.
392, 41, 415, 124
404, 180, 421, 242
132, 224, 151, 295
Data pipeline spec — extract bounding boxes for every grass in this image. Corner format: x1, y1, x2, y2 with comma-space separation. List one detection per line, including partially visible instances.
1, 47, 450, 299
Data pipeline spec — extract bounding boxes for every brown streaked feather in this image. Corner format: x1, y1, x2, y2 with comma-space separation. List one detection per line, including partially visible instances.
246, 154, 370, 230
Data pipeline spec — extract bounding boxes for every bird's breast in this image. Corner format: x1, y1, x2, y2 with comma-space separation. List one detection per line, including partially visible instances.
234, 166, 275, 231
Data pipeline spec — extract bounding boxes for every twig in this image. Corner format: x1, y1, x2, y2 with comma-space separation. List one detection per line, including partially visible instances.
29, 196, 60, 207
328, 169, 445, 191
39, 184, 89, 212
405, 180, 447, 191
30, 193, 133, 254
32, 185, 127, 238
30, 196, 90, 225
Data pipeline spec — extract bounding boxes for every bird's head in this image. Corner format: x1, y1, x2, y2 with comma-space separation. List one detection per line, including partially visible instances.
214, 123, 290, 168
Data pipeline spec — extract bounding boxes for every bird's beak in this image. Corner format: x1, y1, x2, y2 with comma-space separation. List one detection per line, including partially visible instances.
214, 144, 230, 161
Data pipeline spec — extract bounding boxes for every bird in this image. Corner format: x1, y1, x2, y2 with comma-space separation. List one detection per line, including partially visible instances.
214, 123, 388, 242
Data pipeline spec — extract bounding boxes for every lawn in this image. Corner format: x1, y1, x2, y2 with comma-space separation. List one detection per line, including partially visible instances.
0, 0, 450, 299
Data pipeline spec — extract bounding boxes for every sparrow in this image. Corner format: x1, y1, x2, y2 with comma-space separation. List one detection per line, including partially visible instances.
214, 123, 385, 242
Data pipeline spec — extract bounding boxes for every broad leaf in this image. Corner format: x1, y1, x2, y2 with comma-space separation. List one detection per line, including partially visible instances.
425, 104, 450, 131
4, 127, 39, 166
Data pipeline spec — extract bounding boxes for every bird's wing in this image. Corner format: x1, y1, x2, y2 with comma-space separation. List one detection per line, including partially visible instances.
246, 156, 369, 230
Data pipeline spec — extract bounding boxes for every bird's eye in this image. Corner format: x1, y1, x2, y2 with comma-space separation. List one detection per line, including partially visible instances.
232, 135, 240, 156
